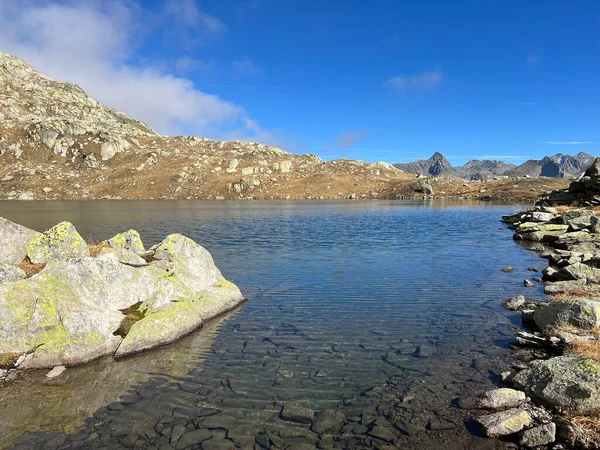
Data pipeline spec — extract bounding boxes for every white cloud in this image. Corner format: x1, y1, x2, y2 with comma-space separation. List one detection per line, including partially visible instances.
385, 70, 443, 92
543, 141, 593, 145
163, 0, 226, 34
0, 0, 274, 140
232, 55, 262, 78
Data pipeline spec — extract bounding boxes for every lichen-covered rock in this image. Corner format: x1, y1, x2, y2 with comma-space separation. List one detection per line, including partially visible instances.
534, 299, 600, 330
556, 262, 600, 282
473, 408, 532, 437
518, 422, 556, 447
459, 388, 526, 410
0, 217, 41, 264
27, 221, 89, 264
512, 356, 600, 412
0, 264, 26, 284
0, 224, 244, 369
107, 229, 145, 254
99, 247, 148, 267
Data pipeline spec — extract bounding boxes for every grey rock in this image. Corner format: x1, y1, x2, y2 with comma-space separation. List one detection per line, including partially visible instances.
590, 216, 600, 234
459, 388, 526, 410
26, 221, 89, 264
533, 298, 600, 330
280, 404, 315, 424
200, 438, 234, 450
107, 229, 145, 254
0, 217, 41, 264
544, 279, 587, 294
517, 422, 556, 447
512, 356, 600, 412
0, 224, 244, 369
524, 279, 534, 287
473, 408, 532, 437
0, 264, 26, 284
531, 212, 556, 222
556, 262, 600, 282
503, 295, 526, 311
176, 429, 213, 449
312, 409, 345, 433
45, 365, 66, 378
501, 266, 514, 273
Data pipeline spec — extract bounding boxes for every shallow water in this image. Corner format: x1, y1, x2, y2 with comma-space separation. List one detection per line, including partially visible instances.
0, 200, 547, 449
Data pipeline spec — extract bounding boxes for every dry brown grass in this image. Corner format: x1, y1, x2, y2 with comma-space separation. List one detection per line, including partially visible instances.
555, 205, 575, 213
570, 339, 600, 361
88, 241, 107, 257
0, 351, 21, 368
13, 257, 46, 277
549, 290, 591, 301
565, 412, 600, 449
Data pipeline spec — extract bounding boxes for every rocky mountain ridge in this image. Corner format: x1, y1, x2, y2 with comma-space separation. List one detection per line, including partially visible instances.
394, 151, 595, 181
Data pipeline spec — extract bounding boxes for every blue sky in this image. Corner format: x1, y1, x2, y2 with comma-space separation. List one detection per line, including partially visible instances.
1, 0, 599, 165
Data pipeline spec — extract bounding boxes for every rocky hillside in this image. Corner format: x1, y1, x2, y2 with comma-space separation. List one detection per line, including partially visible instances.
457, 159, 516, 181
0, 52, 414, 200
0, 52, 572, 201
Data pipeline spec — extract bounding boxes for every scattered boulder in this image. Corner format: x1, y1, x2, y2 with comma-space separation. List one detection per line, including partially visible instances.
512, 356, 600, 412
473, 408, 532, 437
503, 295, 526, 311
533, 298, 600, 330
524, 279, 534, 287
0, 218, 40, 264
517, 422, 556, 447
458, 388, 526, 410
26, 221, 89, 264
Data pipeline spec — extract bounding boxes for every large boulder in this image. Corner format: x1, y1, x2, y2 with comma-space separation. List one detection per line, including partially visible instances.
0, 218, 40, 264
556, 263, 600, 282
0, 264, 26, 285
534, 299, 600, 330
27, 221, 89, 264
512, 356, 600, 412
0, 225, 244, 369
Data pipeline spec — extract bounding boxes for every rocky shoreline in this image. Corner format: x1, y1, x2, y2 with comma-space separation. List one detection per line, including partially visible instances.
458, 160, 600, 449
0, 218, 245, 380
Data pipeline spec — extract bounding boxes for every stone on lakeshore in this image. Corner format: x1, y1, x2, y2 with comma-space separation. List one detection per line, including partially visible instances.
473, 408, 532, 437
524, 279, 534, 287
0, 222, 244, 369
504, 295, 526, 311
501, 266, 514, 273
0, 217, 41, 264
533, 298, 600, 330
531, 211, 556, 223
458, 388, 526, 410
556, 262, 600, 282
280, 404, 315, 424
46, 365, 66, 378
27, 221, 89, 264
517, 422, 556, 447
0, 264, 26, 285
312, 409, 345, 433
512, 356, 600, 412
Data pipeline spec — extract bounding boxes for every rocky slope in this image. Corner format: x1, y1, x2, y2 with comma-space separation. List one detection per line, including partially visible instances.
0, 52, 416, 200
0, 51, 574, 201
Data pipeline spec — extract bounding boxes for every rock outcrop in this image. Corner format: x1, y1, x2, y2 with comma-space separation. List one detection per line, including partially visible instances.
0, 219, 244, 370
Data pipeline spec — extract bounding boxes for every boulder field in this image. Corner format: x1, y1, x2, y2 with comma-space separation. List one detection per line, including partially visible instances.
0, 218, 244, 371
